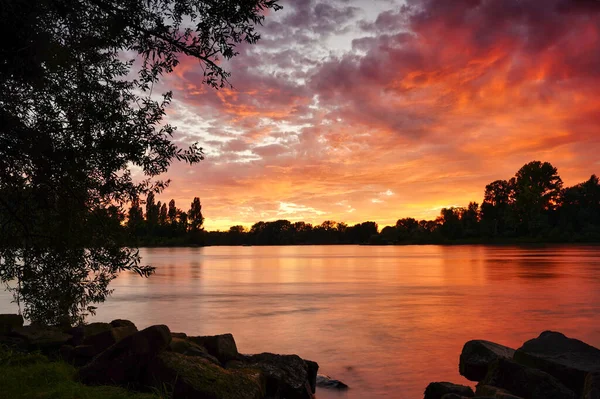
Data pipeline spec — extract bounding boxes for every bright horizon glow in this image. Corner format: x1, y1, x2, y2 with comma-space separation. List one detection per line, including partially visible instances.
151, 0, 600, 231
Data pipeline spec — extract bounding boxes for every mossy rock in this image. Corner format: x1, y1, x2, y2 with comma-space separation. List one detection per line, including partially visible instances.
169, 337, 220, 364
147, 351, 265, 399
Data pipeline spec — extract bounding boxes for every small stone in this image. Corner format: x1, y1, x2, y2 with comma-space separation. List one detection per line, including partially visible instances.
316, 374, 348, 390
188, 333, 239, 364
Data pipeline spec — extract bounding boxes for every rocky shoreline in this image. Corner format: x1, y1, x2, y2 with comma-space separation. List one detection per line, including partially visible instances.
0, 314, 347, 399
425, 331, 600, 399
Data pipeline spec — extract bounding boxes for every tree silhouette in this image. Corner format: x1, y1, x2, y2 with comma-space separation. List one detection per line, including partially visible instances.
0, 0, 281, 324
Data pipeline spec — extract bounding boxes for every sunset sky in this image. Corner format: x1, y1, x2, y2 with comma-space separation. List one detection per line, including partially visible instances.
152, 0, 600, 231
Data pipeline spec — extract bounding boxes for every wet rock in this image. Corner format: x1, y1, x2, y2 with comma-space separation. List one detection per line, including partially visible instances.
583, 372, 600, 399
234, 353, 315, 399
460, 340, 515, 382
78, 324, 171, 386
188, 333, 239, 364
146, 351, 265, 399
11, 325, 72, 353
169, 337, 220, 364
0, 314, 24, 334
424, 382, 475, 399
514, 331, 600, 395
316, 374, 348, 390
481, 358, 576, 399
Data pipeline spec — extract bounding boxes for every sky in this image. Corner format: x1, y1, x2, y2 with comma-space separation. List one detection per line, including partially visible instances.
153, 0, 600, 231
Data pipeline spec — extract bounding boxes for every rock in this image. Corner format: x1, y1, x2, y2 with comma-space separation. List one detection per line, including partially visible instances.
475, 385, 524, 399
584, 372, 600, 399
0, 314, 24, 334
188, 333, 239, 364
514, 331, 600, 395
481, 358, 576, 399
316, 374, 348, 390
305, 359, 319, 394
109, 319, 137, 330
0, 335, 27, 350
234, 353, 314, 399
68, 322, 111, 345
82, 325, 137, 354
171, 332, 187, 339
169, 337, 220, 364
11, 325, 72, 353
476, 385, 513, 397
146, 351, 265, 399
460, 340, 516, 382
78, 324, 171, 386
424, 382, 475, 399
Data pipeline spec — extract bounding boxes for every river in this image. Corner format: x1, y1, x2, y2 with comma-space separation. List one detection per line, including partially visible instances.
2, 245, 600, 398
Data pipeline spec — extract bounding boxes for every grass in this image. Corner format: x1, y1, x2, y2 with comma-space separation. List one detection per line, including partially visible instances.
0, 346, 162, 399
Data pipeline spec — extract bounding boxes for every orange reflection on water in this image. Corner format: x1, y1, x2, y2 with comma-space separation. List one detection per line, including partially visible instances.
88, 245, 600, 398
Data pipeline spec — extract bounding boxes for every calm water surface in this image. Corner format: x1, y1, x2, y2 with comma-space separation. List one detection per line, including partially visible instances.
3, 245, 600, 398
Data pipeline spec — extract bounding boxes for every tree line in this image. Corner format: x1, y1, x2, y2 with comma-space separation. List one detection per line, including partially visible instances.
128, 161, 600, 246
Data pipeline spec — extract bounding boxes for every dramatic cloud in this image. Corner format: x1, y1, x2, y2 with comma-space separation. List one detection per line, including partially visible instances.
157, 0, 600, 230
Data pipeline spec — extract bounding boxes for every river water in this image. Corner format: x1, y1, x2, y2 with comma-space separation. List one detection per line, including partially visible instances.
2, 245, 600, 398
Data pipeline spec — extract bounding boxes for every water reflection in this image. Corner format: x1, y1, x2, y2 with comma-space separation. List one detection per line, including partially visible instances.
1, 245, 599, 398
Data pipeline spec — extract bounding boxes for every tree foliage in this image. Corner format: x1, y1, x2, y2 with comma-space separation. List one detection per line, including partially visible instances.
0, 0, 280, 325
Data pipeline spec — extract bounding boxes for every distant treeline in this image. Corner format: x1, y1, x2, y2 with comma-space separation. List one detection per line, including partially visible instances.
126, 161, 600, 246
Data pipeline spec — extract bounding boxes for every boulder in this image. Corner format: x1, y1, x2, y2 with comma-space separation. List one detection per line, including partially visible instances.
583, 372, 600, 399
424, 382, 475, 399
460, 340, 515, 381
188, 333, 239, 364
110, 319, 137, 330
316, 374, 348, 390
0, 314, 24, 334
305, 359, 319, 394
146, 351, 265, 399
475, 385, 521, 398
82, 325, 137, 354
481, 358, 576, 399
78, 324, 171, 386
514, 331, 600, 395
233, 353, 314, 399
11, 325, 72, 353
172, 332, 188, 339
169, 337, 220, 364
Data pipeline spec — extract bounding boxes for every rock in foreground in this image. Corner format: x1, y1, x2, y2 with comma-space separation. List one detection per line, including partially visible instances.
514, 331, 600, 395
147, 351, 265, 399
459, 340, 515, 381
481, 358, 576, 399
424, 382, 474, 399
78, 324, 171, 386
316, 374, 349, 390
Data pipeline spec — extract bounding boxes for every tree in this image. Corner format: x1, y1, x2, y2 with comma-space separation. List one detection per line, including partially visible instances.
188, 197, 204, 232
512, 161, 563, 234
0, 0, 281, 325
145, 192, 159, 228
158, 202, 168, 226
481, 179, 515, 236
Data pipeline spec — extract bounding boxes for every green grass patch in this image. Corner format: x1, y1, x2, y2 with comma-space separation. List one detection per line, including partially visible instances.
0, 346, 162, 399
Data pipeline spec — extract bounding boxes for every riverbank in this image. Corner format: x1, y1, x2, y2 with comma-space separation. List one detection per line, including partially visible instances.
0, 315, 325, 399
